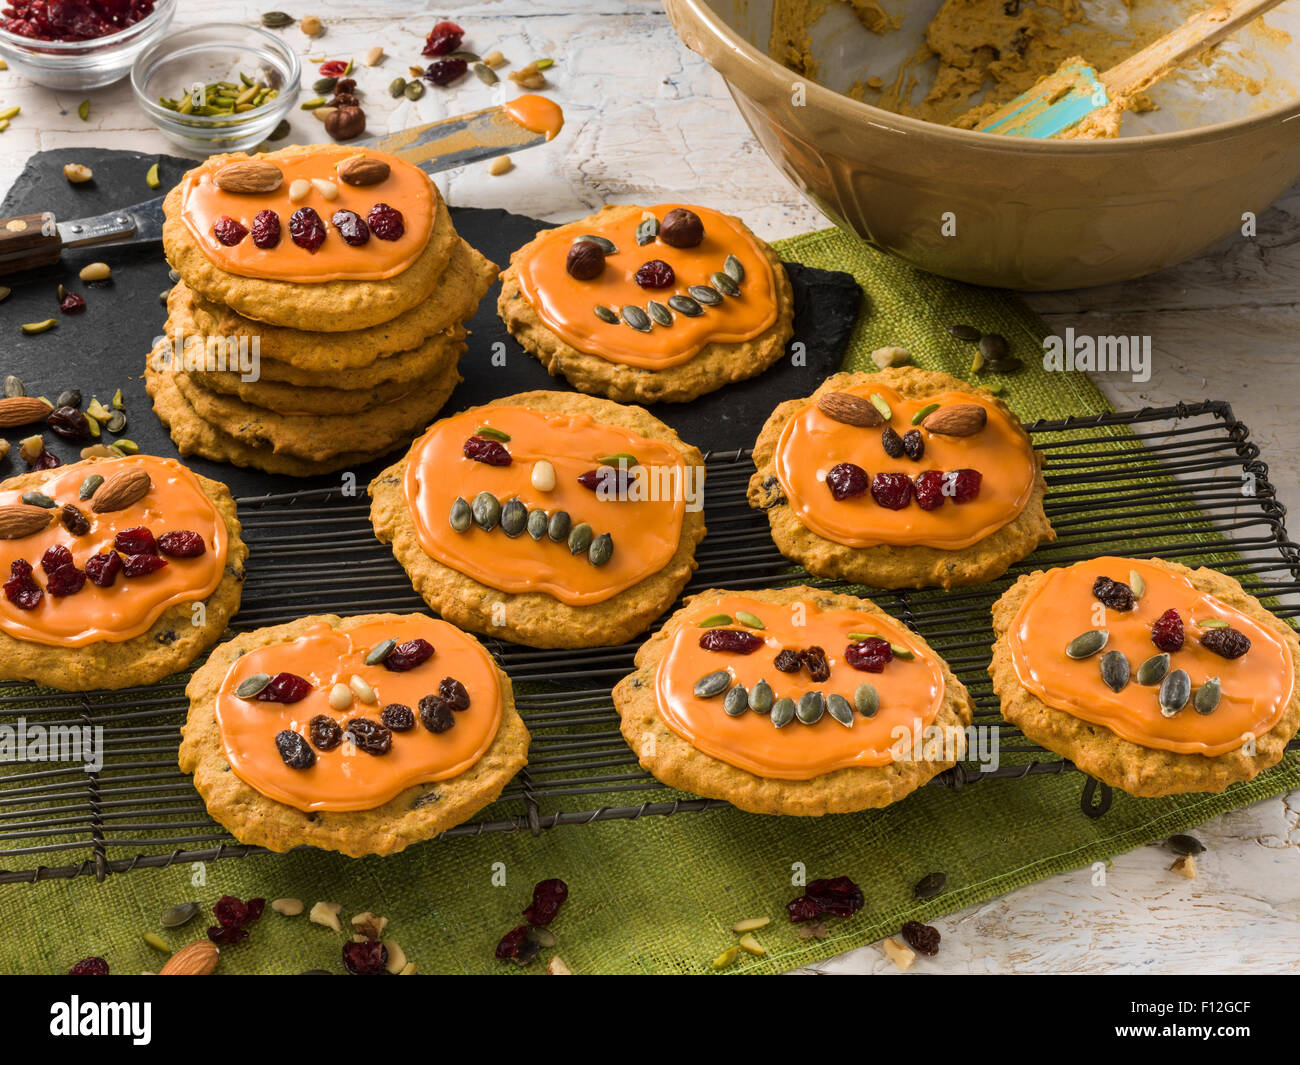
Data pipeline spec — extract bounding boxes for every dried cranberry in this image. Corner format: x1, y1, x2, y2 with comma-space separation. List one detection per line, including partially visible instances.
59, 291, 86, 314
424, 58, 469, 86
345, 717, 392, 755
7, 559, 31, 583
251, 209, 281, 249
800, 645, 831, 683
522, 878, 568, 926
463, 435, 512, 466
122, 553, 167, 577
47, 405, 91, 440
384, 638, 434, 671
157, 530, 205, 557
948, 468, 982, 503
246, 898, 265, 922
256, 672, 313, 704
871, 472, 912, 510
60, 503, 91, 536
331, 208, 370, 246
114, 526, 157, 555
1151, 609, 1184, 652
380, 703, 415, 731
213, 215, 248, 246
84, 550, 121, 588
825, 462, 868, 501
309, 714, 343, 750
1092, 576, 1135, 612
31, 449, 61, 470
1201, 626, 1251, 659
68, 957, 109, 975
913, 470, 946, 511
318, 59, 349, 77
495, 924, 530, 961
45, 563, 85, 597
422, 19, 464, 56
845, 637, 893, 673
902, 429, 924, 460
881, 426, 904, 458
367, 203, 405, 241
207, 925, 249, 945
41, 544, 72, 574
786, 895, 822, 923
438, 676, 470, 710
805, 876, 864, 918
4, 560, 42, 610
343, 939, 389, 975
274, 730, 314, 769
699, 629, 765, 654
214, 894, 249, 928
773, 648, 802, 673
577, 466, 632, 495
289, 207, 327, 252
419, 694, 455, 734
634, 259, 675, 289
901, 920, 940, 956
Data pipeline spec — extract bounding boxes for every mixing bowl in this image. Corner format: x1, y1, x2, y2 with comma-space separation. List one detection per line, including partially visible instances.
664, 0, 1300, 290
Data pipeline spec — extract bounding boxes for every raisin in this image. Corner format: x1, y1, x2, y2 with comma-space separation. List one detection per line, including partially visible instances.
60, 503, 90, 536
424, 58, 469, 86
384, 638, 434, 671
845, 637, 893, 673
331, 208, 370, 246
1091, 576, 1135, 612
871, 472, 913, 510
634, 259, 675, 289
122, 553, 167, 577
698, 629, 764, 654
289, 207, 326, 252
367, 203, 405, 241
949, 468, 982, 503
422, 19, 464, 56
59, 291, 86, 314
900, 920, 940, 956
826, 462, 868, 501
913, 470, 945, 511
902, 429, 924, 460
1201, 626, 1251, 659
157, 530, 206, 557
41, 544, 72, 573
495, 924, 531, 961
577, 466, 633, 495
1151, 608, 1184, 652
256, 672, 313, 703
522, 878, 568, 926
68, 957, 109, 975
463, 435, 512, 466
774, 648, 802, 672
342, 939, 389, 975
309, 714, 343, 750
419, 694, 455, 734
45, 563, 85, 597
47, 405, 90, 440
251, 209, 281, 249
380, 703, 415, 731
438, 676, 470, 711
213, 215, 248, 246
274, 730, 314, 769
881, 426, 904, 458
84, 550, 121, 588
800, 645, 831, 683
345, 717, 392, 755
114, 526, 157, 555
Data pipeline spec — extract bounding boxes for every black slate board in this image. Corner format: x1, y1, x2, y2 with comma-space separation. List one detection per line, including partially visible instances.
0, 149, 861, 498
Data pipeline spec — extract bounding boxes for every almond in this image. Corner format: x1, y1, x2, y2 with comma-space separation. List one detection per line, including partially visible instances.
0, 503, 53, 539
214, 159, 284, 195
158, 939, 219, 976
337, 155, 391, 187
0, 395, 53, 428
921, 404, 988, 437
816, 392, 884, 427
90, 468, 152, 513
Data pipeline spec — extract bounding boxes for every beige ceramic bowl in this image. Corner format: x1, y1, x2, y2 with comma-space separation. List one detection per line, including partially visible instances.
664, 0, 1300, 290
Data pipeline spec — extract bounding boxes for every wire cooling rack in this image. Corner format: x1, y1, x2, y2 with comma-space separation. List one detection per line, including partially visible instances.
2, 400, 1298, 883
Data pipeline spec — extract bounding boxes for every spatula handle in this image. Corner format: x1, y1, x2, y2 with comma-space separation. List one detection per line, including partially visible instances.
0, 212, 62, 275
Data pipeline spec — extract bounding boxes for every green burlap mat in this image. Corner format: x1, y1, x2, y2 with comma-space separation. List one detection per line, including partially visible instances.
2, 226, 1297, 975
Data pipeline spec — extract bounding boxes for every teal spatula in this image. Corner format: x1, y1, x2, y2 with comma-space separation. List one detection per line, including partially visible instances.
976, 0, 1290, 138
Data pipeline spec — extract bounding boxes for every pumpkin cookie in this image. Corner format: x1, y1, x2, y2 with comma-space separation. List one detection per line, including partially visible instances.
613, 585, 974, 814
0, 455, 246, 690
498, 204, 795, 403
369, 390, 707, 648
990, 557, 1300, 796
749, 368, 1053, 588
180, 612, 529, 857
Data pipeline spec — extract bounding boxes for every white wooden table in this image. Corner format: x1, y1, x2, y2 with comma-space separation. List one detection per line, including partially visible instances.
2, 0, 1297, 974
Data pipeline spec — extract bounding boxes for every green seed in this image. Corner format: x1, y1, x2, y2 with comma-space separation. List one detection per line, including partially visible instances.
724, 254, 744, 283
1129, 570, 1145, 601
979, 333, 1009, 361
1193, 676, 1221, 715
404, 81, 425, 101
710, 271, 740, 297
526, 509, 548, 540
78, 474, 103, 501
261, 11, 295, 28
474, 425, 510, 442
388, 77, 408, 98
796, 691, 825, 725
948, 323, 981, 342
313, 76, 338, 94
235, 673, 271, 699
596, 453, 638, 467
986, 356, 1024, 373
547, 511, 570, 542
646, 300, 672, 327
159, 901, 200, 927
826, 693, 854, 727
668, 294, 703, 317
106, 411, 126, 434
869, 393, 892, 421
735, 611, 764, 629
20, 491, 55, 508
687, 284, 722, 306
770, 697, 796, 728
1099, 649, 1130, 693
568, 522, 593, 555
1159, 669, 1190, 716
889, 643, 914, 660
500, 498, 527, 538
1066, 629, 1108, 659
693, 670, 730, 698
300, 97, 328, 110
587, 531, 613, 567
535, 57, 555, 70
1137, 652, 1171, 686
449, 51, 480, 62
472, 491, 501, 531
913, 872, 947, 899
574, 233, 617, 255
621, 305, 651, 332
593, 305, 619, 324
748, 679, 773, 714
847, 632, 880, 642
697, 614, 733, 627
111, 388, 124, 410
474, 63, 499, 86
21, 319, 56, 335
854, 682, 879, 717
969, 349, 986, 374
1198, 618, 1230, 629
636, 216, 659, 245
77, 99, 90, 121
448, 496, 472, 532
723, 685, 749, 716
365, 639, 396, 666
911, 402, 939, 425
1169, 833, 1206, 855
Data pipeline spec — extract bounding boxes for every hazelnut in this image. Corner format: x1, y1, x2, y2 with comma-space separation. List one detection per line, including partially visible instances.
324, 105, 366, 141
660, 207, 704, 248
335, 78, 356, 95
566, 240, 606, 281
330, 92, 360, 109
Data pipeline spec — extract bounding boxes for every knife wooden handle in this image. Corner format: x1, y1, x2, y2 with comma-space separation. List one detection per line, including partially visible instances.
0, 213, 62, 275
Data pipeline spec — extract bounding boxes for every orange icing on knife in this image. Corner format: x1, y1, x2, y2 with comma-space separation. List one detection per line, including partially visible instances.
180, 146, 435, 283
775, 385, 1037, 549
503, 93, 564, 140
215, 616, 502, 812
655, 594, 948, 779
0, 456, 229, 648
512, 204, 777, 368
1008, 557, 1294, 756
403, 405, 693, 606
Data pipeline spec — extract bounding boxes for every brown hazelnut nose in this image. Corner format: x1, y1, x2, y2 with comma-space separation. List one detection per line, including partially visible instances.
659, 208, 704, 248
566, 239, 606, 280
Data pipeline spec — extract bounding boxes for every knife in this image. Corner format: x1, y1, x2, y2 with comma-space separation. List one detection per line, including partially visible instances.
0, 97, 562, 276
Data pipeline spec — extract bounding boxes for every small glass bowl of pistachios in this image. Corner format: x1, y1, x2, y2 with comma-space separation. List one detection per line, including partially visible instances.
131, 22, 299, 155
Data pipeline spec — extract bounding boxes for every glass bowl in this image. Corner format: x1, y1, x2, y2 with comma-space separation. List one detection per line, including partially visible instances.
131, 22, 300, 156
0, 0, 176, 91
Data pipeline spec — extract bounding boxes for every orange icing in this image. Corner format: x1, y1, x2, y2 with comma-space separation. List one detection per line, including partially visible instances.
775, 385, 1037, 549
215, 615, 502, 812
512, 204, 777, 369
655, 594, 948, 779
0, 456, 229, 648
403, 405, 692, 606
1008, 557, 1295, 756
180, 146, 435, 283
504, 93, 564, 141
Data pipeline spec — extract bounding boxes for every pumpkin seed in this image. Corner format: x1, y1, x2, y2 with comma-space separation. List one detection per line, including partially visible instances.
668, 294, 703, 317
947, 323, 981, 341
724, 253, 745, 283
1065, 629, 1108, 659
646, 300, 673, 327
723, 685, 749, 716
854, 682, 879, 717
687, 284, 722, 306
471, 491, 501, 531
693, 670, 730, 698
1169, 833, 1206, 856
826, 693, 854, 727
20, 491, 55, 508
770, 696, 796, 728
1193, 676, 1221, 715
261, 11, 295, 28
404, 80, 425, 101
449, 50, 480, 62
587, 532, 614, 566
159, 901, 200, 927
547, 510, 571, 542
735, 611, 764, 629
710, 271, 740, 297
1136, 652, 1170, 686
986, 356, 1024, 373
313, 75, 338, 94
526, 509, 548, 540
567, 522, 593, 555
78, 474, 103, 501
796, 691, 825, 725
913, 872, 947, 899
1129, 569, 1145, 601
911, 402, 939, 425
1099, 649, 1130, 692
3, 374, 23, 397
474, 63, 499, 85
235, 673, 271, 699
697, 614, 733, 627
267, 118, 291, 141
500, 498, 527, 538
1197, 618, 1229, 629
1158, 668, 1190, 716
448, 496, 472, 532
574, 234, 617, 255
593, 304, 619, 324
105, 411, 126, 434
636, 217, 659, 245
364, 639, 396, 666
474, 425, 510, 441
978, 333, 1008, 361
388, 77, 408, 97
748, 678, 773, 714
622, 305, 651, 332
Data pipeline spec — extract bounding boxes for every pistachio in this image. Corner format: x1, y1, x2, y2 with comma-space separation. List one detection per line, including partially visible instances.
825, 693, 855, 727
567, 521, 593, 555
593, 304, 619, 324
770, 697, 796, 728
472, 491, 500, 531
693, 671, 731, 699
159, 901, 200, 927
530, 460, 556, 492
1158, 669, 1191, 716
365, 639, 396, 666
724, 253, 745, 283
1193, 676, 1221, 715
731, 917, 771, 934
854, 682, 879, 717
889, 643, 914, 660
349, 674, 377, 705
596, 452, 637, 467
86, 397, 110, 421
329, 682, 352, 710
697, 614, 732, 627
796, 691, 825, 725
21, 319, 57, 335
144, 932, 170, 952
723, 685, 749, 716
735, 611, 764, 629
687, 284, 722, 306
474, 425, 510, 442
646, 300, 672, 327
1136, 652, 1170, 686
738, 933, 766, 956
748, 678, 773, 714
1129, 569, 1145, 601
546, 510, 571, 542
621, 305, 651, 333
235, 673, 271, 699
712, 946, 740, 970
911, 402, 939, 426
868, 392, 893, 421
526, 509, 548, 540
668, 294, 703, 317
1065, 629, 1108, 659
1197, 618, 1230, 629
500, 498, 527, 538
300, 96, 328, 110
448, 496, 472, 532
1099, 649, 1130, 692
587, 531, 614, 567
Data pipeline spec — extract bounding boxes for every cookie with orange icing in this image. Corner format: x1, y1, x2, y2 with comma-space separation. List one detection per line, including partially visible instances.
498, 204, 795, 403
369, 390, 707, 648
749, 367, 1054, 588
991, 557, 1300, 796
613, 585, 974, 814
0, 455, 246, 691
180, 612, 528, 856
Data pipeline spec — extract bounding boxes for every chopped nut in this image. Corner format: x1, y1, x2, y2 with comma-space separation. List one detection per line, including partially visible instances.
312, 106, 338, 123
300, 14, 324, 36
364, 45, 385, 66
18, 434, 44, 463
488, 155, 513, 176
509, 61, 548, 90
737, 933, 766, 957
408, 65, 424, 78
350, 911, 387, 939
730, 917, 771, 934
0, 440, 9, 461
871, 345, 911, 367
711, 946, 740, 970
271, 897, 304, 916
1170, 854, 1198, 879
881, 937, 915, 971
547, 955, 573, 975
483, 50, 506, 68
63, 163, 93, 184
383, 940, 406, 973
308, 900, 342, 931
79, 262, 111, 283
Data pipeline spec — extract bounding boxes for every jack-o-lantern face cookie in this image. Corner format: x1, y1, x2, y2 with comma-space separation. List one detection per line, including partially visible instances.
749, 368, 1054, 588
180, 613, 528, 857
614, 585, 974, 814
498, 204, 795, 403
0, 455, 246, 690
369, 390, 707, 648
991, 557, 1300, 796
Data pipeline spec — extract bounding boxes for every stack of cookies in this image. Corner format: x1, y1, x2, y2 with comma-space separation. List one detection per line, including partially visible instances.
148, 144, 497, 476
